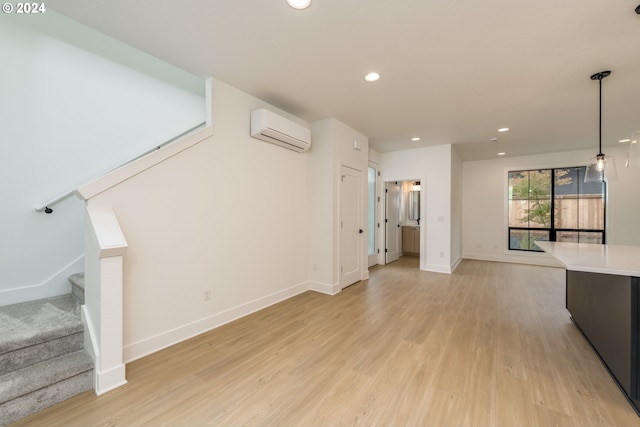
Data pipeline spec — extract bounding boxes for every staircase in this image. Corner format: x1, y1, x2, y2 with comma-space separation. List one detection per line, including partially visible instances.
0, 274, 93, 426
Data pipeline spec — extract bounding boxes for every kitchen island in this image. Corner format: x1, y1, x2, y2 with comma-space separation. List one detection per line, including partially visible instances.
536, 241, 640, 414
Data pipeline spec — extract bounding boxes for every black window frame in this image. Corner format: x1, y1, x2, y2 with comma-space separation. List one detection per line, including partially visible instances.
507, 166, 606, 252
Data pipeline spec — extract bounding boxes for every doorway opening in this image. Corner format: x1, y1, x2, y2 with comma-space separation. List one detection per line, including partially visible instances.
384, 179, 422, 267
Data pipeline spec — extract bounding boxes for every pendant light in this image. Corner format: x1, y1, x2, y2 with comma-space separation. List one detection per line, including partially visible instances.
585, 71, 617, 182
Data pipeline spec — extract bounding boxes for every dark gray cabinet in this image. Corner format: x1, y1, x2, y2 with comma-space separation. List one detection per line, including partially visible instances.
567, 271, 640, 411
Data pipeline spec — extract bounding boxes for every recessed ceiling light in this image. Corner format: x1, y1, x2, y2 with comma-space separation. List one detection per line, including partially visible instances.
497, 152, 506, 156
498, 127, 510, 132
619, 138, 631, 143
364, 72, 380, 82
490, 137, 499, 142
287, 0, 311, 9
411, 137, 421, 141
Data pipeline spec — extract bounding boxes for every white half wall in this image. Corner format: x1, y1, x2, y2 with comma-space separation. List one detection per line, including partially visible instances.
83, 205, 128, 394
88, 78, 311, 362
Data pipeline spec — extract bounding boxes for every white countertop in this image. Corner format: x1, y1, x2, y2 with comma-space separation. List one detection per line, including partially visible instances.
536, 241, 640, 277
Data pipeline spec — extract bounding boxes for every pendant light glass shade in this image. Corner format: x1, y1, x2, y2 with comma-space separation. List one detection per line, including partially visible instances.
584, 161, 602, 182
584, 71, 617, 183
626, 130, 640, 168
585, 155, 617, 182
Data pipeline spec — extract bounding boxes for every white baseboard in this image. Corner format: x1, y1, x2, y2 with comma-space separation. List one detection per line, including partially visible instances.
308, 281, 341, 295
80, 305, 98, 368
95, 364, 127, 396
123, 281, 310, 363
462, 251, 564, 268
450, 256, 462, 273
423, 263, 454, 274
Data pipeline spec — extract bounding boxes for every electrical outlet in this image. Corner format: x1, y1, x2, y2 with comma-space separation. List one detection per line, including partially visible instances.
203, 289, 211, 301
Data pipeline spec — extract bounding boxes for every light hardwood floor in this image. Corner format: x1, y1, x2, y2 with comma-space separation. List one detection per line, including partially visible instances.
11, 258, 640, 426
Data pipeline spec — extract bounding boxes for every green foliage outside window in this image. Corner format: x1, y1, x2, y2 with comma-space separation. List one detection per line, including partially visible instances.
508, 167, 603, 251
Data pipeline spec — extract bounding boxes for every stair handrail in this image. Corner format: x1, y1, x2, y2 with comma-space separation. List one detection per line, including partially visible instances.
35, 121, 207, 213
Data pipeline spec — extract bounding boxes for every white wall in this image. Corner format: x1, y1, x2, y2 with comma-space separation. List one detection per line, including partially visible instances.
450, 147, 463, 266
0, 11, 204, 304
308, 120, 335, 289
309, 118, 369, 293
88, 78, 311, 361
369, 148, 381, 165
462, 145, 640, 266
380, 144, 457, 273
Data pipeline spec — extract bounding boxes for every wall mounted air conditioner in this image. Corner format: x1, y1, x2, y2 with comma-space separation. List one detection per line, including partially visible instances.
250, 108, 311, 153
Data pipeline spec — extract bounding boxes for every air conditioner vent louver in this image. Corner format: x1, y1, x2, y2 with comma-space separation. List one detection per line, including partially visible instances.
250, 109, 311, 152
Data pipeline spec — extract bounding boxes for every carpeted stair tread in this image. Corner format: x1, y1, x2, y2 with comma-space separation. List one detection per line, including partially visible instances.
68, 273, 84, 290
0, 371, 92, 427
0, 295, 94, 426
69, 272, 85, 303
0, 352, 93, 427
0, 350, 93, 405
0, 332, 84, 377
0, 295, 82, 355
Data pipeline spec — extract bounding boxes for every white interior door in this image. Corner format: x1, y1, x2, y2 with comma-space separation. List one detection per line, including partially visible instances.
385, 181, 401, 264
340, 166, 362, 289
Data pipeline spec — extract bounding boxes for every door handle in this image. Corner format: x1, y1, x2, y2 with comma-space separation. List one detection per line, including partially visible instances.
359, 229, 363, 234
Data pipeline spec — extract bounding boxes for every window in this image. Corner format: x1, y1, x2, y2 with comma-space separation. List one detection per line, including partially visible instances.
508, 166, 605, 251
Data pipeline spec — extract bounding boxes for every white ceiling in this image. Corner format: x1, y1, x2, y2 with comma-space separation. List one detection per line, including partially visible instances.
50, 0, 640, 160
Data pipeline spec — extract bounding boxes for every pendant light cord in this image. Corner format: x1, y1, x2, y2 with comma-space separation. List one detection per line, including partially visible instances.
598, 76, 603, 156
590, 70, 610, 157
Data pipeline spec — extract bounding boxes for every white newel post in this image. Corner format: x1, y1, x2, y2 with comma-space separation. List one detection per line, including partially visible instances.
83, 204, 128, 395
